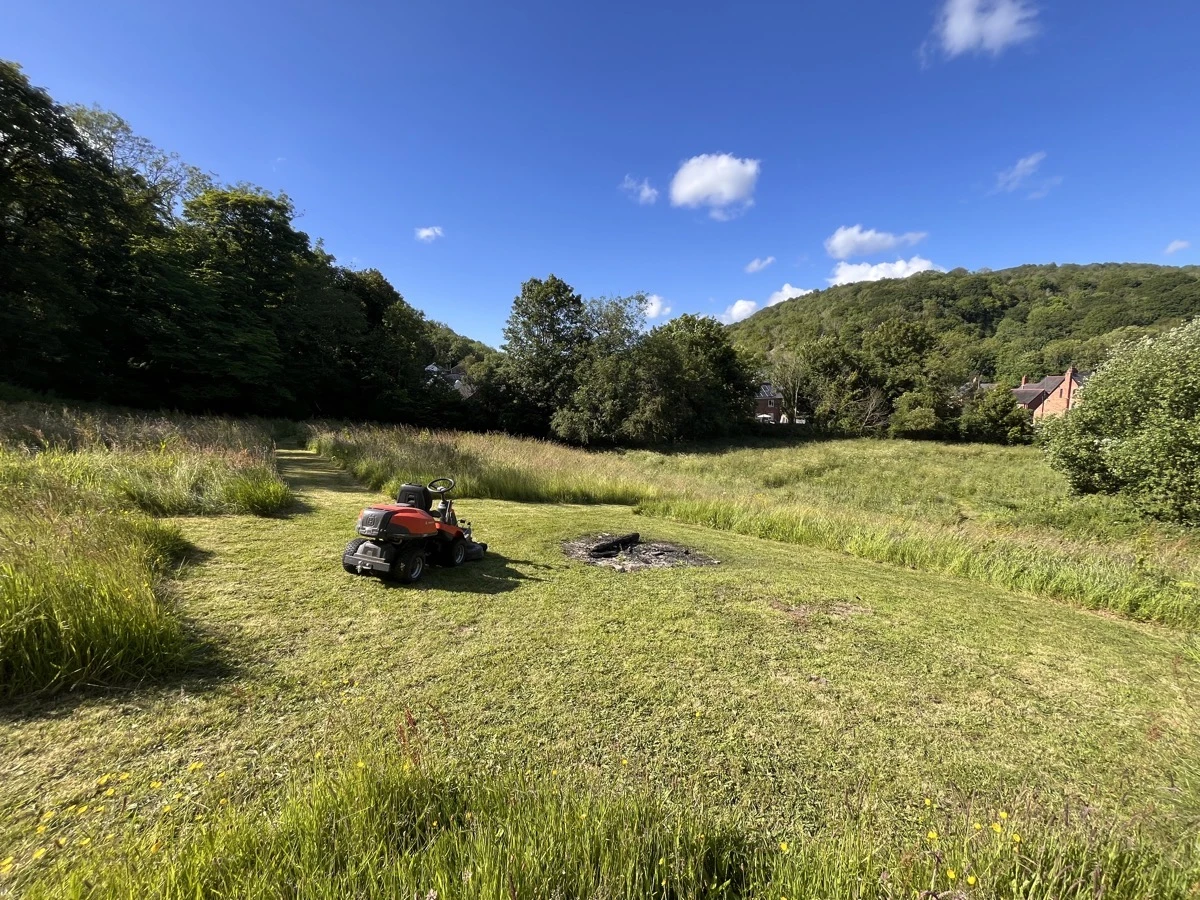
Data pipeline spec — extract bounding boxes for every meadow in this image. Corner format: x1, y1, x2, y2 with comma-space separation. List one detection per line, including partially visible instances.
2, 405, 1198, 898
312, 424, 1200, 627
0, 404, 292, 697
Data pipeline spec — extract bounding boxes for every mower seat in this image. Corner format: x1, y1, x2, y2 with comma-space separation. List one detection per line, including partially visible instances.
396, 483, 433, 512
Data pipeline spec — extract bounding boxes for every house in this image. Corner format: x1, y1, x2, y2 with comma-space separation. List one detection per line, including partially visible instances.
424, 363, 477, 399
755, 383, 784, 423
1011, 367, 1088, 420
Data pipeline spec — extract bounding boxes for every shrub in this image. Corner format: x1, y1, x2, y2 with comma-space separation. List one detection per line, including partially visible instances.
1044, 319, 1200, 522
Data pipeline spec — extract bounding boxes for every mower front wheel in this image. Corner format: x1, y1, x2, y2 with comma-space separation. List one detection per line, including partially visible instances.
393, 544, 426, 584
343, 538, 368, 574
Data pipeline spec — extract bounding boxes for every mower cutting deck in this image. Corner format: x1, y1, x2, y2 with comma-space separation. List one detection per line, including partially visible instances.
342, 477, 486, 583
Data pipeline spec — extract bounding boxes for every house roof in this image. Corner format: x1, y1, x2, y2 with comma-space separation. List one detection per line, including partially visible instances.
757, 383, 783, 400
1013, 386, 1048, 406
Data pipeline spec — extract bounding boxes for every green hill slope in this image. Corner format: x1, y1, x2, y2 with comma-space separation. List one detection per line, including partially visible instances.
729, 262, 1200, 381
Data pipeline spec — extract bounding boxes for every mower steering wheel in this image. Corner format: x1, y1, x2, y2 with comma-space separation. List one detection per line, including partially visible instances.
427, 477, 456, 495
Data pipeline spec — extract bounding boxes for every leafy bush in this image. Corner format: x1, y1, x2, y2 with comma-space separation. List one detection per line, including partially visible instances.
1044, 318, 1200, 522
958, 383, 1034, 444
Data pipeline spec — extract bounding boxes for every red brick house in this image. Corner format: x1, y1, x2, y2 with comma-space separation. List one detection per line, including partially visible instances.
755, 383, 785, 423
1012, 367, 1087, 420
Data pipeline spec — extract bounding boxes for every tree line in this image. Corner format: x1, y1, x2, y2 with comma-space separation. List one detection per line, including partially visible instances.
1, 60, 487, 424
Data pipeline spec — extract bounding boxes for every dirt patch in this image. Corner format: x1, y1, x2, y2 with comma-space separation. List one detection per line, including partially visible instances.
563, 533, 718, 572
769, 598, 869, 628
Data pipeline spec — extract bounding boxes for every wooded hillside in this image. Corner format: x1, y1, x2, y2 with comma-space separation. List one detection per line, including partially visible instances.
729, 263, 1200, 381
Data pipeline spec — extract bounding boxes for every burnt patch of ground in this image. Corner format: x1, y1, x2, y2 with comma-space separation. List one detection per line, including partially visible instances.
563, 533, 718, 572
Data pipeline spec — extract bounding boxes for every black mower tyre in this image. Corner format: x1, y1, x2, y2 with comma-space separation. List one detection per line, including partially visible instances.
343, 538, 368, 574
394, 544, 426, 584
441, 537, 467, 567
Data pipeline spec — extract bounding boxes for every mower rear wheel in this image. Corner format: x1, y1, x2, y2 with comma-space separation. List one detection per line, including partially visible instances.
440, 537, 467, 567
343, 538, 368, 574
394, 544, 426, 584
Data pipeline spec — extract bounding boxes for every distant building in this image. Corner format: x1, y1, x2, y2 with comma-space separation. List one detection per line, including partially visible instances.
755, 383, 785, 423
1012, 367, 1088, 420
424, 363, 477, 399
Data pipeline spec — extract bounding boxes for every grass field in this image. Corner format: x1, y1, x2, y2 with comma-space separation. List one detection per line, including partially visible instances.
0, 404, 293, 697
3, 435, 1199, 897
312, 424, 1200, 627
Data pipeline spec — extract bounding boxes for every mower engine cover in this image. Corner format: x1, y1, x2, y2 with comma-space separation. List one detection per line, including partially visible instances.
356, 504, 439, 539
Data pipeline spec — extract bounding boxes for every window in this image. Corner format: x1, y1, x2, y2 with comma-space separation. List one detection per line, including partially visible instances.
1058, 389, 1063, 397
767, 399, 774, 407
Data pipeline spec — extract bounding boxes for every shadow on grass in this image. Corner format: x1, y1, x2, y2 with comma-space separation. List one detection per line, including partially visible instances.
0, 622, 238, 722
376, 552, 551, 596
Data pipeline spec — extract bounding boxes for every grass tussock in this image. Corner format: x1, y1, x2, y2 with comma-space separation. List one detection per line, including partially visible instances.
309, 424, 1200, 629
32, 748, 1200, 900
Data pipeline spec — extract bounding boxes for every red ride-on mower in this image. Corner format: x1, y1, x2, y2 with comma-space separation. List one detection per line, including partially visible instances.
343, 478, 487, 583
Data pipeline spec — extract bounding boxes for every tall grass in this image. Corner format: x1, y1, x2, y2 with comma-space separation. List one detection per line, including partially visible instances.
310, 424, 671, 505
34, 748, 1200, 899
0, 486, 189, 698
310, 424, 1200, 629
0, 402, 294, 696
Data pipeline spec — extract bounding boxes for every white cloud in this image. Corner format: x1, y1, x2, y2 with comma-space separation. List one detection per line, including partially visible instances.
1027, 175, 1063, 200
644, 294, 671, 318
414, 226, 444, 242
767, 283, 814, 307
934, 0, 1039, 57
994, 151, 1046, 193
719, 299, 759, 324
670, 153, 760, 220
1166, 239, 1190, 255
823, 225, 928, 260
620, 175, 658, 205
745, 255, 775, 273
828, 256, 943, 286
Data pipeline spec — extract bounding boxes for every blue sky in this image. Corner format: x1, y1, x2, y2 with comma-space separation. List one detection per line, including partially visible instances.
4, 0, 1197, 345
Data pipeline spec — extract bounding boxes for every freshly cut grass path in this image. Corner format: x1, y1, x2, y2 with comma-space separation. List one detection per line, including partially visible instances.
3, 449, 1198, 893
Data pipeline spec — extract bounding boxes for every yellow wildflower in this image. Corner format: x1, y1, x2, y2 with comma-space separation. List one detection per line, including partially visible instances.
162, 804, 173, 813
927, 829, 938, 842
150, 841, 161, 854
55, 838, 66, 848
77, 805, 88, 815
974, 822, 983, 831
999, 811, 1009, 821
1011, 833, 1021, 844
780, 841, 790, 853
991, 822, 1002, 833
621, 758, 629, 766
967, 875, 977, 886
219, 798, 229, 806
187, 762, 204, 773
150, 781, 163, 789
36, 825, 47, 835
41, 811, 54, 822
119, 772, 130, 781
658, 857, 666, 866
104, 788, 115, 798
217, 771, 228, 779
924, 798, 932, 807
0, 857, 13, 875
947, 868, 957, 881
31, 848, 46, 861
79, 837, 92, 847
97, 774, 111, 787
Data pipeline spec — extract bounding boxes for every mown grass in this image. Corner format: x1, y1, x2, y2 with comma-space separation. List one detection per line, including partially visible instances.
4, 452, 1198, 897
0, 402, 293, 697
32, 747, 1200, 900
308, 424, 1200, 628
